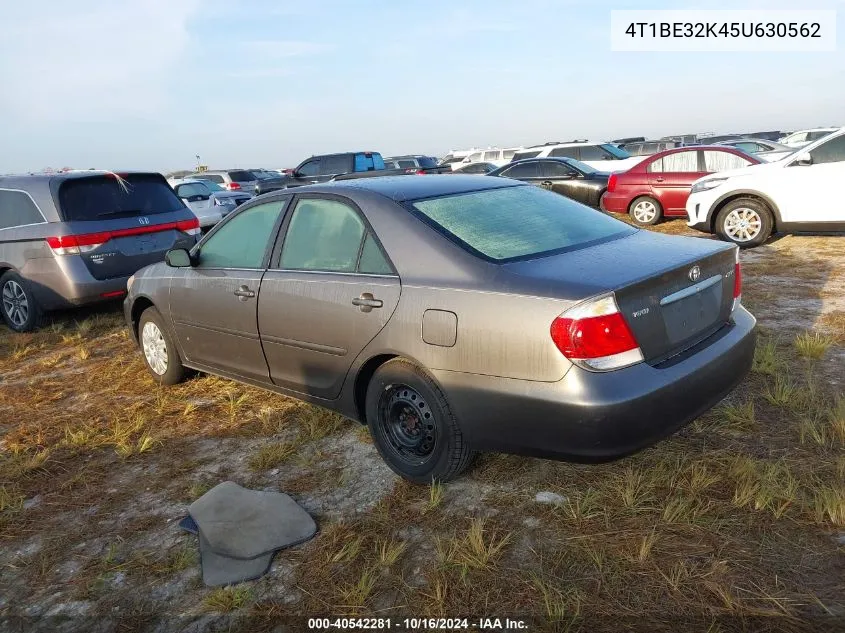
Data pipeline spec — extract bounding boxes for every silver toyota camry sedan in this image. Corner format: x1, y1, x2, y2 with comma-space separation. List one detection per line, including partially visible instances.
124, 175, 756, 482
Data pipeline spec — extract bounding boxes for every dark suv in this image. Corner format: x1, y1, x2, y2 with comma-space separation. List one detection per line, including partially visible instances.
0, 171, 200, 332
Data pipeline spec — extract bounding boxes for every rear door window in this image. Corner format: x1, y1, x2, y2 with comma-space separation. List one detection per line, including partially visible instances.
483, 151, 500, 162
57, 174, 185, 221
280, 198, 365, 272
809, 134, 845, 164
228, 170, 256, 183
648, 150, 699, 173
501, 162, 541, 178
322, 155, 353, 175
0, 190, 45, 229
549, 147, 579, 159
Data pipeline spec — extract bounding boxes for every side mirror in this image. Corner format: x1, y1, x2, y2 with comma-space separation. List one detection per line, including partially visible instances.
165, 248, 193, 268
793, 153, 813, 166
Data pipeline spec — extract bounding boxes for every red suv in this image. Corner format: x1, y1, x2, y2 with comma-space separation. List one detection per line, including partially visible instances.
601, 146, 761, 226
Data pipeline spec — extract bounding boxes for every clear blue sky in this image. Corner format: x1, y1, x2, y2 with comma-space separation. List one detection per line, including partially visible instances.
1, 0, 843, 173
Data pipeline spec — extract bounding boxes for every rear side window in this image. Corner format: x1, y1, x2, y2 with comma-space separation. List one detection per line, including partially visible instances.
410, 185, 632, 262
57, 174, 185, 221
0, 190, 45, 230
228, 170, 255, 183
483, 151, 500, 161
353, 153, 385, 171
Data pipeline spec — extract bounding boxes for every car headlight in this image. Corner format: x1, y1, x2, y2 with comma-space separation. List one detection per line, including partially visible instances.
127, 274, 135, 292
691, 178, 728, 194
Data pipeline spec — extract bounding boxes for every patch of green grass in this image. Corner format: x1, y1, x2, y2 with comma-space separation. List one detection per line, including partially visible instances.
764, 374, 798, 408
730, 458, 798, 519
794, 331, 833, 360
248, 441, 297, 471
423, 481, 444, 514
437, 518, 511, 574
714, 399, 757, 432
752, 337, 783, 376
376, 537, 406, 567
0, 485, 25, 513
203, 586, 253, 612
339, 567, 377, 609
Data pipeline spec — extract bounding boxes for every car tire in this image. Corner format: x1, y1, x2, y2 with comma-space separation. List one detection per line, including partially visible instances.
365, 358, 475, 484
715, 198, 773, 248
0, 271, 42, 333
138, 306, 188, 386
629, 196, 663, 226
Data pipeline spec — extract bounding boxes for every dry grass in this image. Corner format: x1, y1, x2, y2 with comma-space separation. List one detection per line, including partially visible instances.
203, 586, 253, 612
794, 331, 834, 360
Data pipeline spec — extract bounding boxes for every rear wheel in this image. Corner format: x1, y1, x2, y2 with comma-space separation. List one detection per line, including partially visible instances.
0, 271, 42, 333
715, 198, 772, 248
365, 359, 474, 483
138, 306, 188, 386
629, 196, 663, 226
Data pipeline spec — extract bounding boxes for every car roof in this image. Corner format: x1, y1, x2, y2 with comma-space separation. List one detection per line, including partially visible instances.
295, 174, 523, 202
0, 170, 163, 187
521, 141, 603, 150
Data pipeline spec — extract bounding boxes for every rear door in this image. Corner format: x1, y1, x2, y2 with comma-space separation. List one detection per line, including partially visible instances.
646, 150, 706, 214
257, 194, 400, 398
168, 198, 289, 381
55, 173, 198, 281
778, 134, 845, 223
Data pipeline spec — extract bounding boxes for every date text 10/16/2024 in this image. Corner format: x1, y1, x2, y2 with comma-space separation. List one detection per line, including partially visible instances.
308, 618, 529, 631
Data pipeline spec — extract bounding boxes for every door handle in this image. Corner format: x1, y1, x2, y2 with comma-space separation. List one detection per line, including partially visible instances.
234, 285, 255, 301
654, 177, 665, 182
540, 180, 553, 189
351, 293, 383, 312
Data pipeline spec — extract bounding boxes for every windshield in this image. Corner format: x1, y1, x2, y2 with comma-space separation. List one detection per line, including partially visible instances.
58, 173, 185, 221
410, 185, 633, 262
228, 170, 256, 182
600, 144, 632, 159
191, 179, 225, 192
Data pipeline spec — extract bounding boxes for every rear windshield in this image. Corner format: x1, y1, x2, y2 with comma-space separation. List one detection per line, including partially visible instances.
354, 153, 386, 171
410, 185, 633, 262
192, 179, 225, 192
228, 170, 256, 182
511, 151, 541, 161
417, 156, 438, 168
58, 174, 185, 221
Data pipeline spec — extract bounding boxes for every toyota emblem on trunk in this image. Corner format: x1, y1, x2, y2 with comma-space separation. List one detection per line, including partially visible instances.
138, 217, 150, 225
688, 265, 701, 282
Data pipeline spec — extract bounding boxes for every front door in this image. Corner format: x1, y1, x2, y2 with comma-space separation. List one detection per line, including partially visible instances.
257, 195, 401, 399
541, 160, 586, 204
778, 134, 845, 224
168, 198, 289, 382
646, 149, 706, 215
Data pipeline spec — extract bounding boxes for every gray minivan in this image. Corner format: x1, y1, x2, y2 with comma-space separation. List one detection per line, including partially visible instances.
0, 171, 200, 332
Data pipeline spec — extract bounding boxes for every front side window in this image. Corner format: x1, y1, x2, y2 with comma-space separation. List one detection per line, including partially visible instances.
809, 134, 845, 164
410, 185, 633, 262
542, 162, 577, 178
279, 198, 365, 272
703, 151, 753, 172
298, 159, 321, 177
0, 190, 45, 229
198, 200, 285, 269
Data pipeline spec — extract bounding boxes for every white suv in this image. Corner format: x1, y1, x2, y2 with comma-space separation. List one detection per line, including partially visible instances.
510, 141, 646, 172
456, 147, 522, 169
686, 127, 845, 247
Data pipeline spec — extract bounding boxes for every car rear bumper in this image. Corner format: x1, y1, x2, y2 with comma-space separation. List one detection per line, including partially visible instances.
23, 256, 129, 310
600, 191, 630, 214
433, 306, 756, 462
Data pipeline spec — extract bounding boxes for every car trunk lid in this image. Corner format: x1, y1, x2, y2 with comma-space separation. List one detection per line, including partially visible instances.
502, 230, 738, 364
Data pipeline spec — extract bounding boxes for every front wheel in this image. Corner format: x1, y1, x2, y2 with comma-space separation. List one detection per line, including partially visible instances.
365, 359, 474, 483
715, 198, 773, 248
138, 306, 188, 386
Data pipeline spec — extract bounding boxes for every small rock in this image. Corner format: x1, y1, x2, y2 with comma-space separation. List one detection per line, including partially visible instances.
523, 516, 541, 528
23, 495, 42, 510
534, 491, 568, 505
835, 532, 845, 546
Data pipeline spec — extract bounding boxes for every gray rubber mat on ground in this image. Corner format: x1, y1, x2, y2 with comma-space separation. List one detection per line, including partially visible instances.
189, 481, 317, 559
199, 531, 274, 587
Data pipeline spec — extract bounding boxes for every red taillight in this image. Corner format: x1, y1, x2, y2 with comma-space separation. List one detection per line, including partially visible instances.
732, 249, 742, 310
550, 295, 643, 371
227, 182, 241, 190
100, 290, 126, 299
46, 218, 201, 255
405, 168, 425, 175
607, 173, 618, 193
